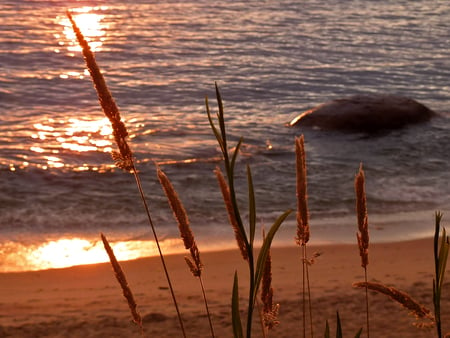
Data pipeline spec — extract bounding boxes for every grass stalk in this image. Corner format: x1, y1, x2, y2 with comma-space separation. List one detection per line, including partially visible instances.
355, 164, 370, 338
199, 274, 216, 338
433, 211, 448, 338
101, 233, 144, 336
208, 84, 290, 338
295, 135, 313, 337
207, 85, 254, 337
133, 169, 187, 337
301, 246, 307, 338
67, 11, 186, 337
305, 247, 313, 337
353, 281, 433, 321
260, 230, 280, 336
157, 167, 215, 337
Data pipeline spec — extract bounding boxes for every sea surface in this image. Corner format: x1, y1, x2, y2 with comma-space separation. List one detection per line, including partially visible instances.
1, 0, 449, 272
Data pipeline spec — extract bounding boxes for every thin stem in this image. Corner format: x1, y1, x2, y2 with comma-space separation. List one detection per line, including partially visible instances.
301, 245, 306, 338
246, 252, 255, 338
433, 212, 446, 338
131, 166, 187, 338
305, 248, 313, 338
256, 298, 268, 338
198, 276, 216, 338
433, 229, 441, 338
364, 267, 370, 338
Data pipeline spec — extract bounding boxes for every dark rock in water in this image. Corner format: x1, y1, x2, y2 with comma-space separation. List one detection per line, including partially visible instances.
289, 94, 436, 133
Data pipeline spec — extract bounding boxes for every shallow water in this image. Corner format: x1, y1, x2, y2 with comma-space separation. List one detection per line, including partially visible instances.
1, 0, 449, 271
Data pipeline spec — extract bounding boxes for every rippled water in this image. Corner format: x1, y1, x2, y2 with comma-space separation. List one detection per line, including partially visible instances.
1, 0, 449, 271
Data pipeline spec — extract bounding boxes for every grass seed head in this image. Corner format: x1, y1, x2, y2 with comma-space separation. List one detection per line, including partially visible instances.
353, 281, 433, 321
295, 135, 310, 246
100, 233, 143, 330
214, 166, 248, 261
355, 163, 369, 267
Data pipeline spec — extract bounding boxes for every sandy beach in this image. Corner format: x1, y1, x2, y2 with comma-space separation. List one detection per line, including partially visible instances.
0, 238, 448, 337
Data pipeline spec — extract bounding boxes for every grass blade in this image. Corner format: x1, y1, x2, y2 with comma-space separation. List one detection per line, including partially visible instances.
433, 211, 447, 338
247, 165, 256, 246
438, 227, 448, 289
231, 138, 243, 173
254, 209, 292, 300
206, 96, 225, 155
324, 320, 330, 338
215, 82, 227, 151
336, 311, 343, 338
232, 272, 244, 338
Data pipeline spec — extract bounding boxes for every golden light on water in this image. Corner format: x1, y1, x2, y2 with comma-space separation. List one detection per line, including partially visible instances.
26, 117, 114, 170
56, 6, 108, 56
58, 117, 113, 153
0, 237, 182, 272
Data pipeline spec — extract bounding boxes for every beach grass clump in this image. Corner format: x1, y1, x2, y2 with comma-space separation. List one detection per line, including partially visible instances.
352, 166, 446, 334
356, 212, 450, 334
207, 84, 291, 338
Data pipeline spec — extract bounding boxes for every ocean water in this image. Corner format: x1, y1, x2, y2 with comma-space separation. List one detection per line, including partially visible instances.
1, 0, 449, 272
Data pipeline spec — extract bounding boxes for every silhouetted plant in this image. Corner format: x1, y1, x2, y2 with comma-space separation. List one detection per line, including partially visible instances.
207, 84, 291, 338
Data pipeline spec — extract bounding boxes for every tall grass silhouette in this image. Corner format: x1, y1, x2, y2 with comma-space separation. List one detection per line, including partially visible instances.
207, 84, 291, 337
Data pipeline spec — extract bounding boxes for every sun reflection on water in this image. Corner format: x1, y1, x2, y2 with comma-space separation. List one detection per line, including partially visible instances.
0, 237, 182, 272
25, 117, 114, 171
54, 6, 109, 79
57, 6, 108, 55
57, 117, 113, 153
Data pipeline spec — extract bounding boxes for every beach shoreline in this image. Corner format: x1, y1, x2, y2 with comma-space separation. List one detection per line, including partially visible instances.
0, 237, 447, 337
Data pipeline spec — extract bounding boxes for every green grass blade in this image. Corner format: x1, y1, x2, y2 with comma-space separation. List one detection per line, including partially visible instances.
434, 212, 441, 279
433, 212, 440, 305
254, 209, 292, 300
215, 83, 227, 152
247, 165, 256, 246
336, 311, 343, 338
232, 271, 244, 338
324, 320, 330, 338
354, 328, 363, 338
433, 211, 445, 338
205, 96, 225, 155
231, 138, 243, 172
438, 227, 449, 289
